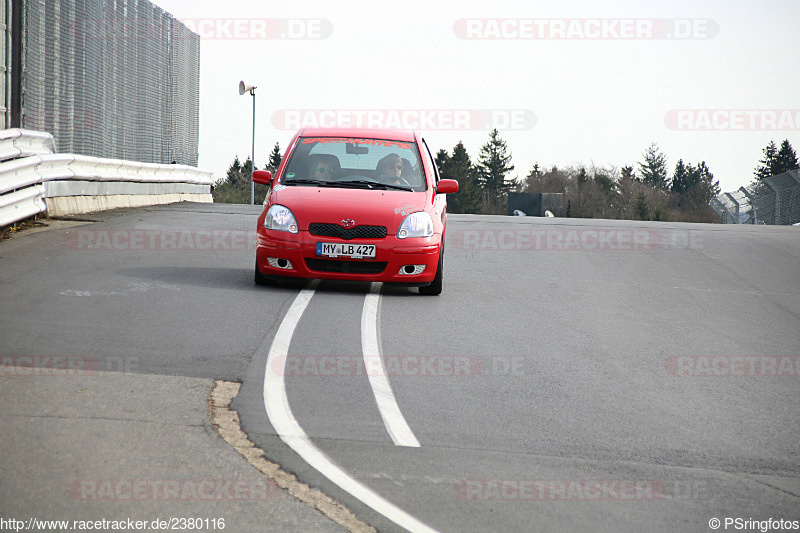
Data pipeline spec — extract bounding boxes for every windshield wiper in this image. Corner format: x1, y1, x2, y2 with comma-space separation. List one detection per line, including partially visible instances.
332, 179, 377, 189
335, 180, 413, 192
282, 179, 336, 187
375, 183, 414, 192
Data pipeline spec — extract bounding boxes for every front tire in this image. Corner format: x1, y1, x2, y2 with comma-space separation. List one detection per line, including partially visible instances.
419, 247, 443, 296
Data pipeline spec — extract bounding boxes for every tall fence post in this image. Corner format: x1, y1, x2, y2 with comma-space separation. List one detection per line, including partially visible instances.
714, 169, 800, 225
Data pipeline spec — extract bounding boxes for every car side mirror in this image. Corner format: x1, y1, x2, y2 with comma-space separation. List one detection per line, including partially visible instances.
436, 179, 459, 194
252, 170, 272, 185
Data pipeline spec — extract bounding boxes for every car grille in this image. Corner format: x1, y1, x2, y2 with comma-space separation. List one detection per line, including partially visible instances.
305, 258, 387, 274
308, 223, 387, 240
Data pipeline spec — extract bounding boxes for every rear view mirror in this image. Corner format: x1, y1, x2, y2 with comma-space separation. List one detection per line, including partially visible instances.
346, 143, 368, 155
252, 170, 272, 184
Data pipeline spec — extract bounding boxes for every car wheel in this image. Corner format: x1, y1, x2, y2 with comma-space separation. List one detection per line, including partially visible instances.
419, 246, 443, 296
254, 260, 277, 286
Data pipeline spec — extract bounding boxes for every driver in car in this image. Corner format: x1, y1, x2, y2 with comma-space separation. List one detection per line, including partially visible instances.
376, 154, 407, 186
310, 161, 334, 181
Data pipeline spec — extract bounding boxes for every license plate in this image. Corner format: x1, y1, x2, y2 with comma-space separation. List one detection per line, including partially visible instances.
316, 242, 376, 259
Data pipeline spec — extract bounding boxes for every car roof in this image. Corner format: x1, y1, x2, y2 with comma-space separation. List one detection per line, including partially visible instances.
298, 128, 417, 142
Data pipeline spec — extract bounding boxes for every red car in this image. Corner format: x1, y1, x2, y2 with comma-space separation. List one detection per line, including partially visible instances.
252, 128, 458, 295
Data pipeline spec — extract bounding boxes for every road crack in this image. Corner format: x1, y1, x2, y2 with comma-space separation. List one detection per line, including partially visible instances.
209, 380, 376, 533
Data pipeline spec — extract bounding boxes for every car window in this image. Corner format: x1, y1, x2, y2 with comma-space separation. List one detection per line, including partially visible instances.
281, 137, 427, 192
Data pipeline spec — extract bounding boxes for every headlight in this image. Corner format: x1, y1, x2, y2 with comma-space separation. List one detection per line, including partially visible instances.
264, 205, 299, 234
397, 211, 433, 239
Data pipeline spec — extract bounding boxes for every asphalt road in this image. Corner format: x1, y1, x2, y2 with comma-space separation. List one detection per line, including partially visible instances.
1, 202, 798, 532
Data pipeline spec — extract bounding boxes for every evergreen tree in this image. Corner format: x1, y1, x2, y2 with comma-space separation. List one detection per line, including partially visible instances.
635, 192, 650, 220
226, 155, 242, 181
593, 171, 615, 196
775, 139, 799, 175
222, 155, 253, 188
672, 159, 719, 210
441, 142, 482, 214
240, 157, 255, 185
638, 143, 669, 189
476, 129, 515, 212
686, 161, 720, 209
577, 167, 589, 185
435, 149, 450, 175
570, 167, 591, 217
267, 142, 282, 173
521, 163, 543, 192
570, 166, 616, 218
213, 155, 265, 204
671, 159, 691, 196
754, 140, 779, 180
620, 165, 635, 181
521, 164, 569, 194
615, 167, 639, 219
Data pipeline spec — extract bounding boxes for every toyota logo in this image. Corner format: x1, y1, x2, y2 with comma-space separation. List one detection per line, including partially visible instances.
340, 219, 356, 228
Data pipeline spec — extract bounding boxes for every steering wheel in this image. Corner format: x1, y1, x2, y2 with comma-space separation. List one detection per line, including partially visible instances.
377, 174, 411, 188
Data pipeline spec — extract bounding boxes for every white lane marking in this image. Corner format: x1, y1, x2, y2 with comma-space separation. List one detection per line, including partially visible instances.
362, 283, 421, 447
263, 284, 438, 533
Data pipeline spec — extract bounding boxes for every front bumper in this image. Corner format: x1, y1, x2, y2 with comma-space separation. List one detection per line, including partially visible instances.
256, 229, 441, 284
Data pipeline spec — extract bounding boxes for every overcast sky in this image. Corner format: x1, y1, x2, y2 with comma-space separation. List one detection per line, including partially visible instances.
155, 0, 799, 194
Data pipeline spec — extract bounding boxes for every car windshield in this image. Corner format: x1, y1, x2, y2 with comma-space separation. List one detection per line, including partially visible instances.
281, 137, 426, 192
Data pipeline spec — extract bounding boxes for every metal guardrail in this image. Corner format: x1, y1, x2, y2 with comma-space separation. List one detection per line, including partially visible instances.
0, 129, 56, 161
0, 184, 46, 227
0, 129, 213, 227
711, 169, 800, 225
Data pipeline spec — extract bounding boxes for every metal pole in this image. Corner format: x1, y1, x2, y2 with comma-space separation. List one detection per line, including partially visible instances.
250, 89, 256, 205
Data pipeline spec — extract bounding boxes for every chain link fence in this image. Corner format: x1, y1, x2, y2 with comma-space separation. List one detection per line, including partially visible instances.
711, 170, 800, 225
17, 0, 199, 166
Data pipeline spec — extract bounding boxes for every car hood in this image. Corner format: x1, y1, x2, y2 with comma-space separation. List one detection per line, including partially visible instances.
270, 185, 428, 230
